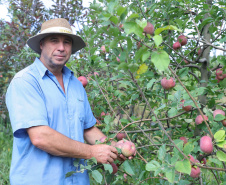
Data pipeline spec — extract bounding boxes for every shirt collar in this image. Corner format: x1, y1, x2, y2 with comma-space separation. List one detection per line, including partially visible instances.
34, 58, 74, 78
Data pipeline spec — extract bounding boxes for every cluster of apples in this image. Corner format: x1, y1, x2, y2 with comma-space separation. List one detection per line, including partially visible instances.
173, 35, 188, 50
184, 109, 225, 178
179, 137, 206, 178
99, 132, 136, 175
215, 68, 226, 83
195, 109, 225, 127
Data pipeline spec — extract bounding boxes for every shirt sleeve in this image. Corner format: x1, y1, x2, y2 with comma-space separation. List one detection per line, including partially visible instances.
6, 76, 49, 138
83, 90, 96, 129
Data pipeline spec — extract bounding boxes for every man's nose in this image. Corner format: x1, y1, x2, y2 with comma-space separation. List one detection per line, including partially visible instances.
57, 42, 65, 51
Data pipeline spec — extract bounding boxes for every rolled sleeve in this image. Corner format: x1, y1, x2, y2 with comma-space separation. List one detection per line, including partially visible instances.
6, 76, 48, 137
83, 90, 96, 129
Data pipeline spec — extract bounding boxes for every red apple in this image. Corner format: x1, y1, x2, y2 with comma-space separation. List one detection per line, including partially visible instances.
161, 77, 176, 90
180, 137, 188, 145
222, 119, 226, 127
115, 140, 126, 149
200, 136, 213, 154
123, 173, 127, 180
77, 76, 88, 88
180, 100, 192, 112
213, 109, 225, 118
195, 115, 208, 125
137, 41, 142, 49
100, 45, 106, 53
143, 22, 155, 35
216, 68, 225, 80
184, 59, 189, 64
188, 154, 195, 164
99, 136, 107, 143
173, 42, 181, 50
201, 158, 207, 164
116, 133, 126, 140
177, 35, 187, 46
110, 163, 118, 174
94, 72, 99, 76
190, 167, 201, 178
121, 141, 136, 157
116, 54, 120, 62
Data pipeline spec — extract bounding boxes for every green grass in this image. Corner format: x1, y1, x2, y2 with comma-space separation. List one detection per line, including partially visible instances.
0, 126, 13, 185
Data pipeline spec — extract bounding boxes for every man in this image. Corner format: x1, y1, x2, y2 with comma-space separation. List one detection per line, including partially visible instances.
6, 18, 119, 185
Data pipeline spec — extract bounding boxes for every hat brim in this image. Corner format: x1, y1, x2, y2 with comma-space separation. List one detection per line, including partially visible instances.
27, 32, 86, 54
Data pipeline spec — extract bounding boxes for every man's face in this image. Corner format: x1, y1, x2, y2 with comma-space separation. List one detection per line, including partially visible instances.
40, 34, 72, 69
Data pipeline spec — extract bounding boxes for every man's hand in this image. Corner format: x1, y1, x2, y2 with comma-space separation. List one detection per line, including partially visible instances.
90, 144, 118, 164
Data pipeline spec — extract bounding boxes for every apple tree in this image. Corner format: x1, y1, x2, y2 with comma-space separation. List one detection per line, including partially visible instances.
69, 0, 226, 184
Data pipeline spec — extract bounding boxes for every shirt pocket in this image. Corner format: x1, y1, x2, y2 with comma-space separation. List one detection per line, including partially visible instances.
76, 98, 85, 123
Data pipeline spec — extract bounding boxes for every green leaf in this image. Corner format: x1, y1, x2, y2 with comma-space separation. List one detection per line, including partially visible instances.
145, 160, 161, 171
158, 144, 166, 161
116, 6, 127, 16
153, 35, 163, 47
215, 114, 225, 121
175, 159, 191, 175
123, 22, 144, 38
168, 107, 178, 117
214, 130, 225, 142
89, 157, 97, 164
154, 25, 182, 35
219, 78, 226, 88
147, 79, 156, 89
216, 151, 226, 161
123, 160, 135, 175
109, 16, 118, 24
183, 142, 194, 155
118, 62, 128, 70
91, 170, 103, 184
103, 164, 113, 174
104, 115, 112, 125
127, 13, 139, 20
216, 140, 226, 148
165, 168, 175, 183
142, 51, 151, 62
65, 171, 76, 178
136, 19, 148, 29
151, 50, 170, 71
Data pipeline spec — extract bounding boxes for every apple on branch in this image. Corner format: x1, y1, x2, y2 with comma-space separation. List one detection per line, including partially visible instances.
116, 132, 126, 140
173, 42, 181, 50
177, 35, 187, 46
143, 22, 155, 35
190, 166, 201, 178
195, 115, 208, 125
161, 77, 176, 90
200, 135, 213, 154
77, 76, 88, 88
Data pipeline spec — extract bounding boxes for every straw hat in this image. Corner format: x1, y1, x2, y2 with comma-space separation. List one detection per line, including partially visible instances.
27, 18, 86, 54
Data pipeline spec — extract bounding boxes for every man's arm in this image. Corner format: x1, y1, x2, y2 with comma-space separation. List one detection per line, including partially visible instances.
84, 126, 106, 145
27, 125, 118, 164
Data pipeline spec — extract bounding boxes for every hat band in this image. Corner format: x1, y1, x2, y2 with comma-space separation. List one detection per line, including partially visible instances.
40, 27, 73, 34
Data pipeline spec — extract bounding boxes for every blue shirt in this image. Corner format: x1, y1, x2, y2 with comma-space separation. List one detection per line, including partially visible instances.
6, 58, 96, 185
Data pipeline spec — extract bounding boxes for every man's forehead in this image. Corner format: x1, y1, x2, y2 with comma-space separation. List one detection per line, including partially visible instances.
45, 34, 72, 41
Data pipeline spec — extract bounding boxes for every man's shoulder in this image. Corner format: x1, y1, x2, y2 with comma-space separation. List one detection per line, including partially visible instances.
13, 62, 38, 82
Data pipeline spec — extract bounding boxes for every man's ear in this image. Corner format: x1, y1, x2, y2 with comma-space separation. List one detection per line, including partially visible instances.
40, 39, 44, 50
